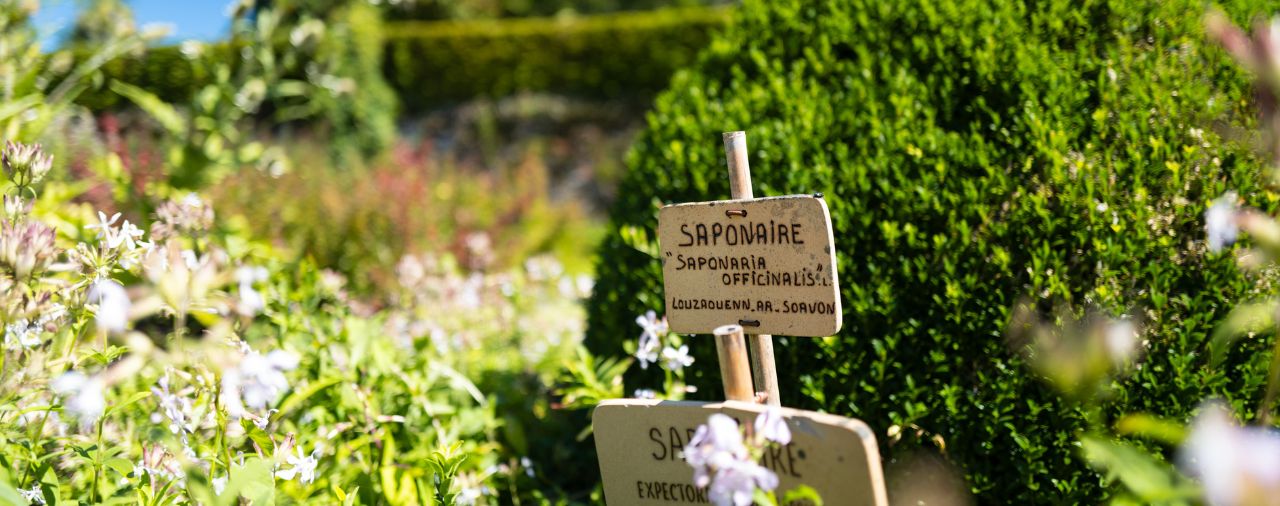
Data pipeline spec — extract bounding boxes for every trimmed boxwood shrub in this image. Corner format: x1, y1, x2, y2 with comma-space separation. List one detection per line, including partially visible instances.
586, 0, 1280, 502
384, 6, 729, 110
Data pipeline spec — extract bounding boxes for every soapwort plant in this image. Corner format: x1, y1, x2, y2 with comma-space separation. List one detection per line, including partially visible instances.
682, 408, 822, 506
557, 309, 697, 414
628, 310, 697, 400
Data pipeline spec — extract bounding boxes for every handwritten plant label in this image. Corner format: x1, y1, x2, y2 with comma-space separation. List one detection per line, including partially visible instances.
593, 399, 887, 506
658, 195, 841, 336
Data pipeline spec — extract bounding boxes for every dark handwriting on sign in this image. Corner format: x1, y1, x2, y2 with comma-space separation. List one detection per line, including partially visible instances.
594, 400, 889, 506
646, 425, 804, 479
677, 221, 805, 247
657, 195, 842, 336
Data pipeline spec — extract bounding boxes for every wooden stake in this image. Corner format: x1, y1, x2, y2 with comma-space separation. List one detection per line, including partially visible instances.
722, 131, 782, 407
714, 324, 755, 401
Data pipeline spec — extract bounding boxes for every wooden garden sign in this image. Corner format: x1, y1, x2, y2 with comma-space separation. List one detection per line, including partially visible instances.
593, 400, 888, 506
591, 132, 885, 506
657, 195, 841, 337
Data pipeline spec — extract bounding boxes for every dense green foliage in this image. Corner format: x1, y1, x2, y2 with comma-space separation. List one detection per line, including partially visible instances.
382, 0, 719, 20
69, 7, 727, 113
587, 0, 1280, 501
386, 6, 728, 109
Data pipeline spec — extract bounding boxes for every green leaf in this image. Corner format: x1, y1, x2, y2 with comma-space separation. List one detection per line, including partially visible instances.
105, 391, 152, 417
1079, 434, 1198, 503
105, 457, 134, 478
109, 81, 188, 137
1209, 300, 1279, 366
782, 485, 825, 506
226, 457, 276, 505
0, 95, 43, 125
277, 375, 342, 417
1114, 413, 1187, 446
0, 480, 23, 506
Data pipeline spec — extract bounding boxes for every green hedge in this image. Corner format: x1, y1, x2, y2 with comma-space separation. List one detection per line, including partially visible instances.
586, 0, 1280, 502
72, 44, 222, 111
70, 7, 729, 113
384, 6, 729, 109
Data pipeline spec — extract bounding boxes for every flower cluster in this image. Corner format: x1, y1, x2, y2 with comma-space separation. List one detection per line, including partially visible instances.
149, 193, 214, 241
634, 310, 694, 372
220, 343, 299, 420
684, 408, 792, 506
0, 219, 57, 280
2, 140, 52, 188
51, 371, 107, 429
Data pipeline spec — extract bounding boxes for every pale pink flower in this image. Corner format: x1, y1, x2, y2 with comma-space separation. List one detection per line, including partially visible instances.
1180, 402, 1280, 506
754, 407, 791, 445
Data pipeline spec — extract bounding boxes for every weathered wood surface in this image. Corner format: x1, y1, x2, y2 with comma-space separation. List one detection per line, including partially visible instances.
658, 195, 841, 337
593, 399, 887, 506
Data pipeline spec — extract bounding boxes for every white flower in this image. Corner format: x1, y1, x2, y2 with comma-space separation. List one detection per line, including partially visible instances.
275, 445, 319, 484
5, 319, 43, 350
152, 373, 193, 435
212, 475, 227, 496
87, 211, 121, 242
180, 249, 199, 270
181, 193, 203, 208
456, 485, 485, 506
1180, 402, 1280, 506
1206, 192, 1240, 253
248, 409, 278, 430
1104, 320, 1139, 365
633, 388, 657, 399
19, 485, 42, 504
221, 347, 298, 417
235, 266, 269, 316
4, 304, 62, 350
454, 472, 492, 506
118, 220, 145, 248
754, 407, 791, 445
635, 311, 666, 369
52, 372, 106, 429
662, 345, 694, 372
636, 310, 668, 341
636, 335, 660, 370
87, 279, 131, 334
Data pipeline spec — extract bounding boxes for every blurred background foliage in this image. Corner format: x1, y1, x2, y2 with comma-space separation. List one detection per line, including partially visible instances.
36, 0, 717, 295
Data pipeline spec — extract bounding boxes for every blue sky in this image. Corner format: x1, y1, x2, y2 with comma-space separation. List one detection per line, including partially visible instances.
32, 0, 230, 45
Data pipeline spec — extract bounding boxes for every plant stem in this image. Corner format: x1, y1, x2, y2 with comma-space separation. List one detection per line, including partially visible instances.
92, 416, 105, 502
1258, 333, 1280, 425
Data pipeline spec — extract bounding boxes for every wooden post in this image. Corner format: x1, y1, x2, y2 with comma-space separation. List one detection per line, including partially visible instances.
714, 324, 755, 401
723, 131, 782, 407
